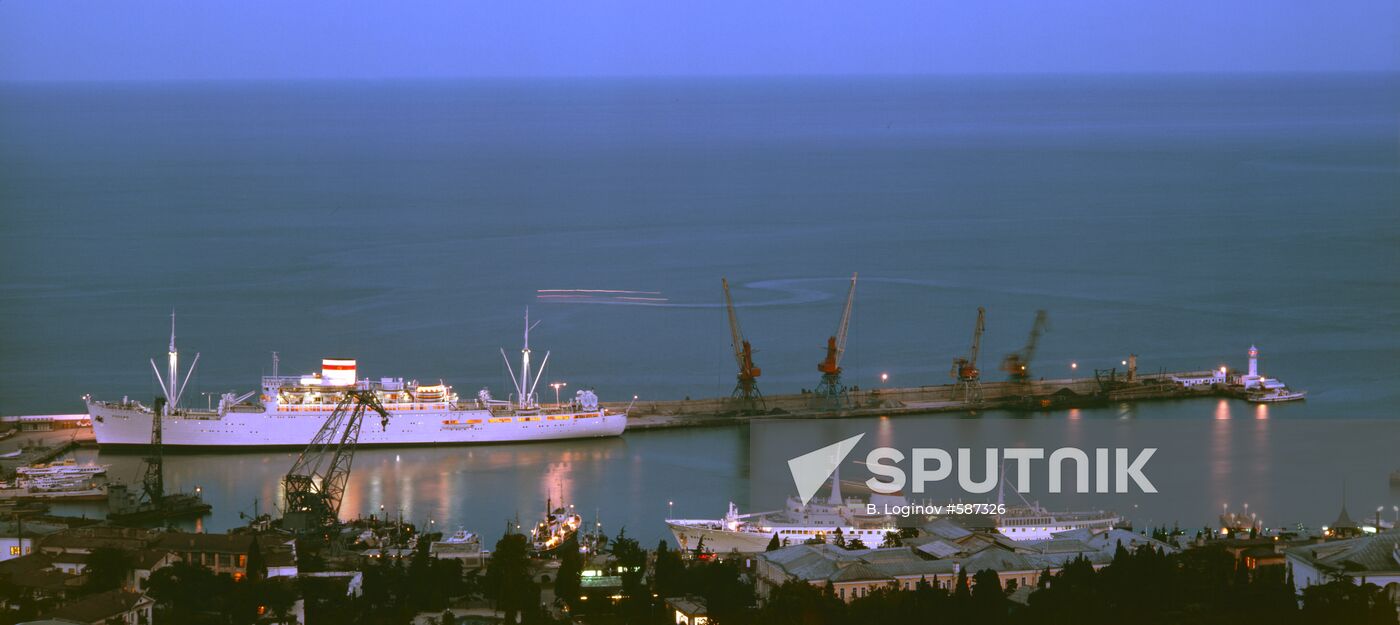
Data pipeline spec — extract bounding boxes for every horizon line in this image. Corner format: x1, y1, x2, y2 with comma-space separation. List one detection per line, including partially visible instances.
2, 69, 1398, 86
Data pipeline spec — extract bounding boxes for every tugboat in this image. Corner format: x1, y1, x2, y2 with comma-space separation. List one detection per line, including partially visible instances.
531, 499, 581, 556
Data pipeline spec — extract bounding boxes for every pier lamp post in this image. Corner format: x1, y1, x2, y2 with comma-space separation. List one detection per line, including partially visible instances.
668, 500, 674, 519
880, 372, 889, 384
551, 382, 567, 408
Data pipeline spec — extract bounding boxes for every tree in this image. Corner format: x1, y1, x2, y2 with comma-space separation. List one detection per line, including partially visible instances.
969, 569, 1009, 624
611, 527, 651, 622
82, 547, 135, 594
484, 532, 536, 624
653, 539, 684, 599
880, 531, 903, 548
845, 537, 867, 550
766, 533, 782, 552
147, 561, 236, 624
554, 534, 583, 607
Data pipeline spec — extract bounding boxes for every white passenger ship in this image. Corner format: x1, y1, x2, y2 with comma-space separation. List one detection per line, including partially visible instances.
86, 312, 628, 449
667, 470, 1120, 553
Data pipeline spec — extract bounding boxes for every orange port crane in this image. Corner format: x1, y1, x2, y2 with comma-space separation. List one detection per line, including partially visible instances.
814, 273, 858, 405
951, 306, 986, 403
722, 278, 764, 412
1000, 310, 1048, 383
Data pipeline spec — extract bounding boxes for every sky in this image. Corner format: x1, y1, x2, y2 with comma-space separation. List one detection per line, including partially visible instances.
1, 0, 1397, 81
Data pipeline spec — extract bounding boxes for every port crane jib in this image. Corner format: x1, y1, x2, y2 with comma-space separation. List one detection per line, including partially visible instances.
814, 273, 857, 406
722, 278, 764, 413
1001, 310, 1048, 383
951, 306, 986, 404
282, 390, 391, 532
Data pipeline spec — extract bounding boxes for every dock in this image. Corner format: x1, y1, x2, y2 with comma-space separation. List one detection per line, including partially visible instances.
610, 370, 1219, 431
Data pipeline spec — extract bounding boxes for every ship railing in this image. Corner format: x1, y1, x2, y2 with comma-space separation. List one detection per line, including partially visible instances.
261, 376, 305, 388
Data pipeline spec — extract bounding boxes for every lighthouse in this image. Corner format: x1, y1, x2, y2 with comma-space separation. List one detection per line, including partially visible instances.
1248, 345, 1259, 378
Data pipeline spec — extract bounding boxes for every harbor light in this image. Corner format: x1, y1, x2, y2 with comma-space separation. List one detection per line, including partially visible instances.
1121, 360, 1127, 366
1071, 362, 1078, 370
880, 372, 889, 383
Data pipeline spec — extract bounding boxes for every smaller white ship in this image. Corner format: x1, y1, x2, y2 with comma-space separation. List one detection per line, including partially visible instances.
429, 528, 483, 561
1247, 387, 1306, 403
16, 458, 107, 478
668, 464, 1121, 553
0, 475, 108, 501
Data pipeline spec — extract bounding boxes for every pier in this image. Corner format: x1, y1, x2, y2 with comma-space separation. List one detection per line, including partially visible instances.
612, 369, 1220, 431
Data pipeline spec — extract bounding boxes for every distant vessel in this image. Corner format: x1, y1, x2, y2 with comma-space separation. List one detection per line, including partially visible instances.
668, 467, 1120, 553
430, 528, 482, 559
16, 458, 107, 478
1247, 387, 1306, 403
86, 311, 628, 449
1, 476, 108, 502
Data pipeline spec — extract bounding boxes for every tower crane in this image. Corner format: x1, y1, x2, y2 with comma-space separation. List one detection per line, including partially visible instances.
282, 390, 390, 532
951, 307, 986, 403
1000, 310, 1048, 383
722, 278, 764, 413
814, 273, 857, 406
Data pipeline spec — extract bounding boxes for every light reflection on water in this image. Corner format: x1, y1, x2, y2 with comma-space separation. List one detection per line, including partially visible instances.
45, 408, 1399, 546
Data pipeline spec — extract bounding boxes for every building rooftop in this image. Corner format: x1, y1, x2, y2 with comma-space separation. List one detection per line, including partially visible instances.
1286, 529, 1400, 575
41, 589, 149, 624
665, 595, 708, 616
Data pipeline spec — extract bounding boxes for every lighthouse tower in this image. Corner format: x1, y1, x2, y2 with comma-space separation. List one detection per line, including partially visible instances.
1248, 345, 1259, 378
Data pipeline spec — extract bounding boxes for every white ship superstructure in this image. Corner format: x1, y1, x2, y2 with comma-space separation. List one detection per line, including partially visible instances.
668, 466, 1120, 553
86, 311, 627, 449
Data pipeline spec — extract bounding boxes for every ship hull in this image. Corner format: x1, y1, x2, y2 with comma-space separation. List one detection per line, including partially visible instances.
667, 521, 780, 554
88, 402, 627, 449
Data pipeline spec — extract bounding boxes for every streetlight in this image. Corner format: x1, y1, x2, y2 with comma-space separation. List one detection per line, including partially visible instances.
879, 372, 889, 384
668, 500, 674, 519
551, 382, 567, 408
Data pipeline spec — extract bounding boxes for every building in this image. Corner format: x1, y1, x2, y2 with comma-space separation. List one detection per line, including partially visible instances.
755, 525, 1172, 604
35, 527, 157, 557
664, 596, 709, 625
1285, 529, 1400, 603
152, 532, 298, 580
35, 589, 152, 625
1171, 368, 1227, 389
0, 552, 84, 609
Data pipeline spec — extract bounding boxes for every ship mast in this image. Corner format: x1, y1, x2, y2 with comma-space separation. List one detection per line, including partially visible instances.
501, 308, 550, 410
148, 310, 200, 416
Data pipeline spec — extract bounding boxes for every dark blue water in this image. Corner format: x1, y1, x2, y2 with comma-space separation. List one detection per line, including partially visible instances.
2, 75, 1398, 541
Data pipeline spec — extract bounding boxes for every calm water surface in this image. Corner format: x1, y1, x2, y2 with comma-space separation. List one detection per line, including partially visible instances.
3, 75, 1398, 543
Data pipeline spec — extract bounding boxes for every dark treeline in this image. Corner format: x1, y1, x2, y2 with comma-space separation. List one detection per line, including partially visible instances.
557, 541, 1397, 625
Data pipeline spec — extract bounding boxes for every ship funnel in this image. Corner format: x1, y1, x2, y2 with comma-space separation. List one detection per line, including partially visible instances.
322, 358, 357, 386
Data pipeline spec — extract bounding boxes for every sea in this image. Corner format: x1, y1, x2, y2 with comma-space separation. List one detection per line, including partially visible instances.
1, 74, 1397, 544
